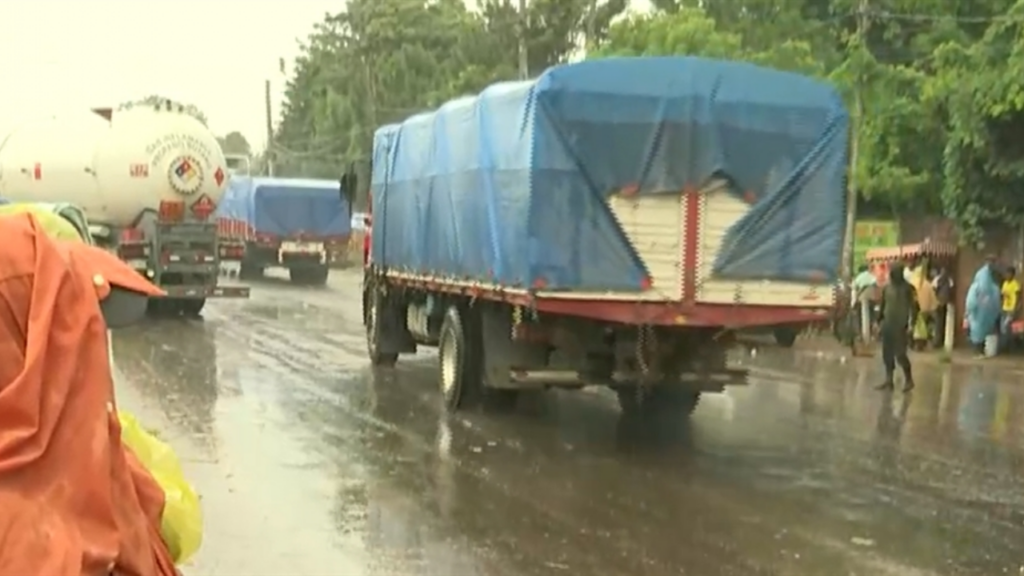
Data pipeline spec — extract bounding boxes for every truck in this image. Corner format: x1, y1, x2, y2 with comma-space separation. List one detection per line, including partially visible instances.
0, 102, 250, 316
353, 56, 849, 418
224, 154, 252, 177
216, 176, 352, 285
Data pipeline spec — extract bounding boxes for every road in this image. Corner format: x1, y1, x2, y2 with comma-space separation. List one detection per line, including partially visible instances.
112, 269, 1024, 576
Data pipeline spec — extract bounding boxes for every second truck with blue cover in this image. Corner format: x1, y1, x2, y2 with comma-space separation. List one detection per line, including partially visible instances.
354, 56, 849, 420
217, 177, 352, 285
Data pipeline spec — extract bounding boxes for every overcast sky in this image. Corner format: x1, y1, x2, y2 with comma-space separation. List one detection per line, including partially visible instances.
0, 0, 652, 151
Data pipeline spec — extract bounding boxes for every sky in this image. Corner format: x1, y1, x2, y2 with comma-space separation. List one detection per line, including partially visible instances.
0, 0, 652, 152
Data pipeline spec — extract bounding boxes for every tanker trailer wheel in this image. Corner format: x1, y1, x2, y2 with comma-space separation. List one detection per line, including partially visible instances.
239, 261, 263, 281
438, 305, 483, 412
307, 265, 330, 286
366, 290, 399, 368
146, 298, 178, 317
180, 299, 206, 317
615, 385, 701, 418
289, 265, 329, 286
773, 326, 799, 348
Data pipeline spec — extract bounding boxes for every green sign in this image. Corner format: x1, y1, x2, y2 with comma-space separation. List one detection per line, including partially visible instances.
853, 220, 899, 270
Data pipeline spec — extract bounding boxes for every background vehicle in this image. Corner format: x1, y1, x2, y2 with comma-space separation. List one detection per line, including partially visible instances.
224, 154, 252, 177
356, 57, 848, 419
0, 102, 249, 315
216, 176, 352, 285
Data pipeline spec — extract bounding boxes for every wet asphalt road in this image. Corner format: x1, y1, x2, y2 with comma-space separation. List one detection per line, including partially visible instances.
112, 269, 1024, 576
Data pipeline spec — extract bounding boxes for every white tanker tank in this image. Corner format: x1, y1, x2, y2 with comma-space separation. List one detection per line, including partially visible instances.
0, 104, 229, 228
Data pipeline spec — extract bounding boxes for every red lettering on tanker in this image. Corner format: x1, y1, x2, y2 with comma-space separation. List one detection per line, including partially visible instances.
129, 163, 149, 178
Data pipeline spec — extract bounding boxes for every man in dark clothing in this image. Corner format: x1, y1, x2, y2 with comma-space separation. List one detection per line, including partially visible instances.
876, 263, 916, 392
932, 266, 953, 348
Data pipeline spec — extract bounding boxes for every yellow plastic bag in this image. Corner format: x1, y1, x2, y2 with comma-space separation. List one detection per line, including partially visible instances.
118, 411, 203, 564
0, 204, 84, 242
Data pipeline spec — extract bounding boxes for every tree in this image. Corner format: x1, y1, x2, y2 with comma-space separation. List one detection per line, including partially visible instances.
119, 95, 208, 125
593, 8, 825, 83
275, 0, 1024, 243
217, 131, 251, 156
929, 0, 1024, 242
273, 0, 627, 182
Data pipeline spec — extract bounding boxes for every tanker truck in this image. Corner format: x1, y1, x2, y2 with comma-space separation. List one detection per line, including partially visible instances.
0, 103, 249, 315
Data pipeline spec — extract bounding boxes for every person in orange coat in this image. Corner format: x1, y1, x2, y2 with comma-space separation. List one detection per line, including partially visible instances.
0, 212, 178, 576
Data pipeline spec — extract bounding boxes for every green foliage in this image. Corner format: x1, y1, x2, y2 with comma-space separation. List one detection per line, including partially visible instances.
275, 0, 1024, 238
119, 95, 208, 125
217, 131, 251, 156
273, 0, 627, 189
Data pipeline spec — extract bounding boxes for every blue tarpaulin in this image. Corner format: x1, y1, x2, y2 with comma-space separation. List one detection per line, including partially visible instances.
218, 177, 351, 238
371, 56, 849, 291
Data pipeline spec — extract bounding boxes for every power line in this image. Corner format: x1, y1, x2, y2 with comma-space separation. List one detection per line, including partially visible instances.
867, 10, 1024, 23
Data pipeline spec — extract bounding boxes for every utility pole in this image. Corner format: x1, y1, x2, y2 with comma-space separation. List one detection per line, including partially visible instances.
841, 0, 870, 284
846, 0, 870, 344
517, 0, 529, 80
264, 79, 275, 177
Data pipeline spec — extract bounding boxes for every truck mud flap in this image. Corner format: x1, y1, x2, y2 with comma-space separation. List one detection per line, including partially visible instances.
160, 285, 251, 299
508, 367, 748, 392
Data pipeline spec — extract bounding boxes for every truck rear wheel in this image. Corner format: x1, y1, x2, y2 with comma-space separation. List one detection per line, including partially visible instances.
290, 266, 329, 285
146, 298, 177, 317
439, 305, 475, 411
615, 385, 701, 418
180, 299, 206, 317
239, 262, 263, 280
438, 304, 519, 413
773, 326, 799, 348
366, 290, 399, 367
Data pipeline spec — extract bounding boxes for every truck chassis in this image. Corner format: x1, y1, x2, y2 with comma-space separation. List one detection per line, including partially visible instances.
105, 207, 249, 316
363, 267, 748, 417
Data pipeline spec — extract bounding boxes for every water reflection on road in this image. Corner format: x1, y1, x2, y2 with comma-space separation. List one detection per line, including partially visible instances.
111, 275, 1024, 575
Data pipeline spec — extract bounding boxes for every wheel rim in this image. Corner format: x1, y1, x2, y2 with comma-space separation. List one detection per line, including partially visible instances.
440, 328, 458, 396
367, 299, 379, 354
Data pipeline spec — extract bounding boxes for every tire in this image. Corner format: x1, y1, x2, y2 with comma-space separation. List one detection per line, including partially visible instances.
773, 326, 799, 348
291, 266, 328, 285
438, 305, 519, 413
180, 299, 206, 317
146, 298, 178, 317
239, 262, 263, 280
438, 305, 476, 411
615, 385, 701, 418
366, 290, 398, 367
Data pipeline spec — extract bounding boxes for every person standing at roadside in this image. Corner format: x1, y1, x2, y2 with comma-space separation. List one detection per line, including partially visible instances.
966, 261, 1002, 358
1000, 266, 1020, 349
931, 266, 953, 348
851, 264, 878, 342
876, 263, 916, 392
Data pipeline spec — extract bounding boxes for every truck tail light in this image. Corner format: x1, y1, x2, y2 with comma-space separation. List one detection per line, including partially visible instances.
219, 244, 245, 259
158, 200, 185, 222
119, 243, 146, 259
120, 228, 143, 242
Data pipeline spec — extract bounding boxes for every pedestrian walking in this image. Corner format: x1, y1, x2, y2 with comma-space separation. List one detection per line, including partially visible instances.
965, 261, 1002, 358
876, 263, 915, 392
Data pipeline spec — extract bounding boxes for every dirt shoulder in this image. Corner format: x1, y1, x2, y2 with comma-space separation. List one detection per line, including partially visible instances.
783, 335, 1024, 370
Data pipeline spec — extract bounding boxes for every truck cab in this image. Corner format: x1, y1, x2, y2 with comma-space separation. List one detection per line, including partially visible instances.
224, 154, 252, 178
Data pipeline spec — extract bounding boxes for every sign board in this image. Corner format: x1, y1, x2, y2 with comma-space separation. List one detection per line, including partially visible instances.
853, 220, 899, 270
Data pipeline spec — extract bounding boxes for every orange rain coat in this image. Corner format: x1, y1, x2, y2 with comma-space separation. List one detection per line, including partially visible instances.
0, 213, 177, 576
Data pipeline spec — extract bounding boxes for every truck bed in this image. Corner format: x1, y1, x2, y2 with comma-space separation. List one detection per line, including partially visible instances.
371, 56, 848, 301
217, 177, 350, 239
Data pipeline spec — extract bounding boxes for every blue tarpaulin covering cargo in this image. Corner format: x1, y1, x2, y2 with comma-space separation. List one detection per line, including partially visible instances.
218, 177, 351, 238
371, 56, 849, 291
